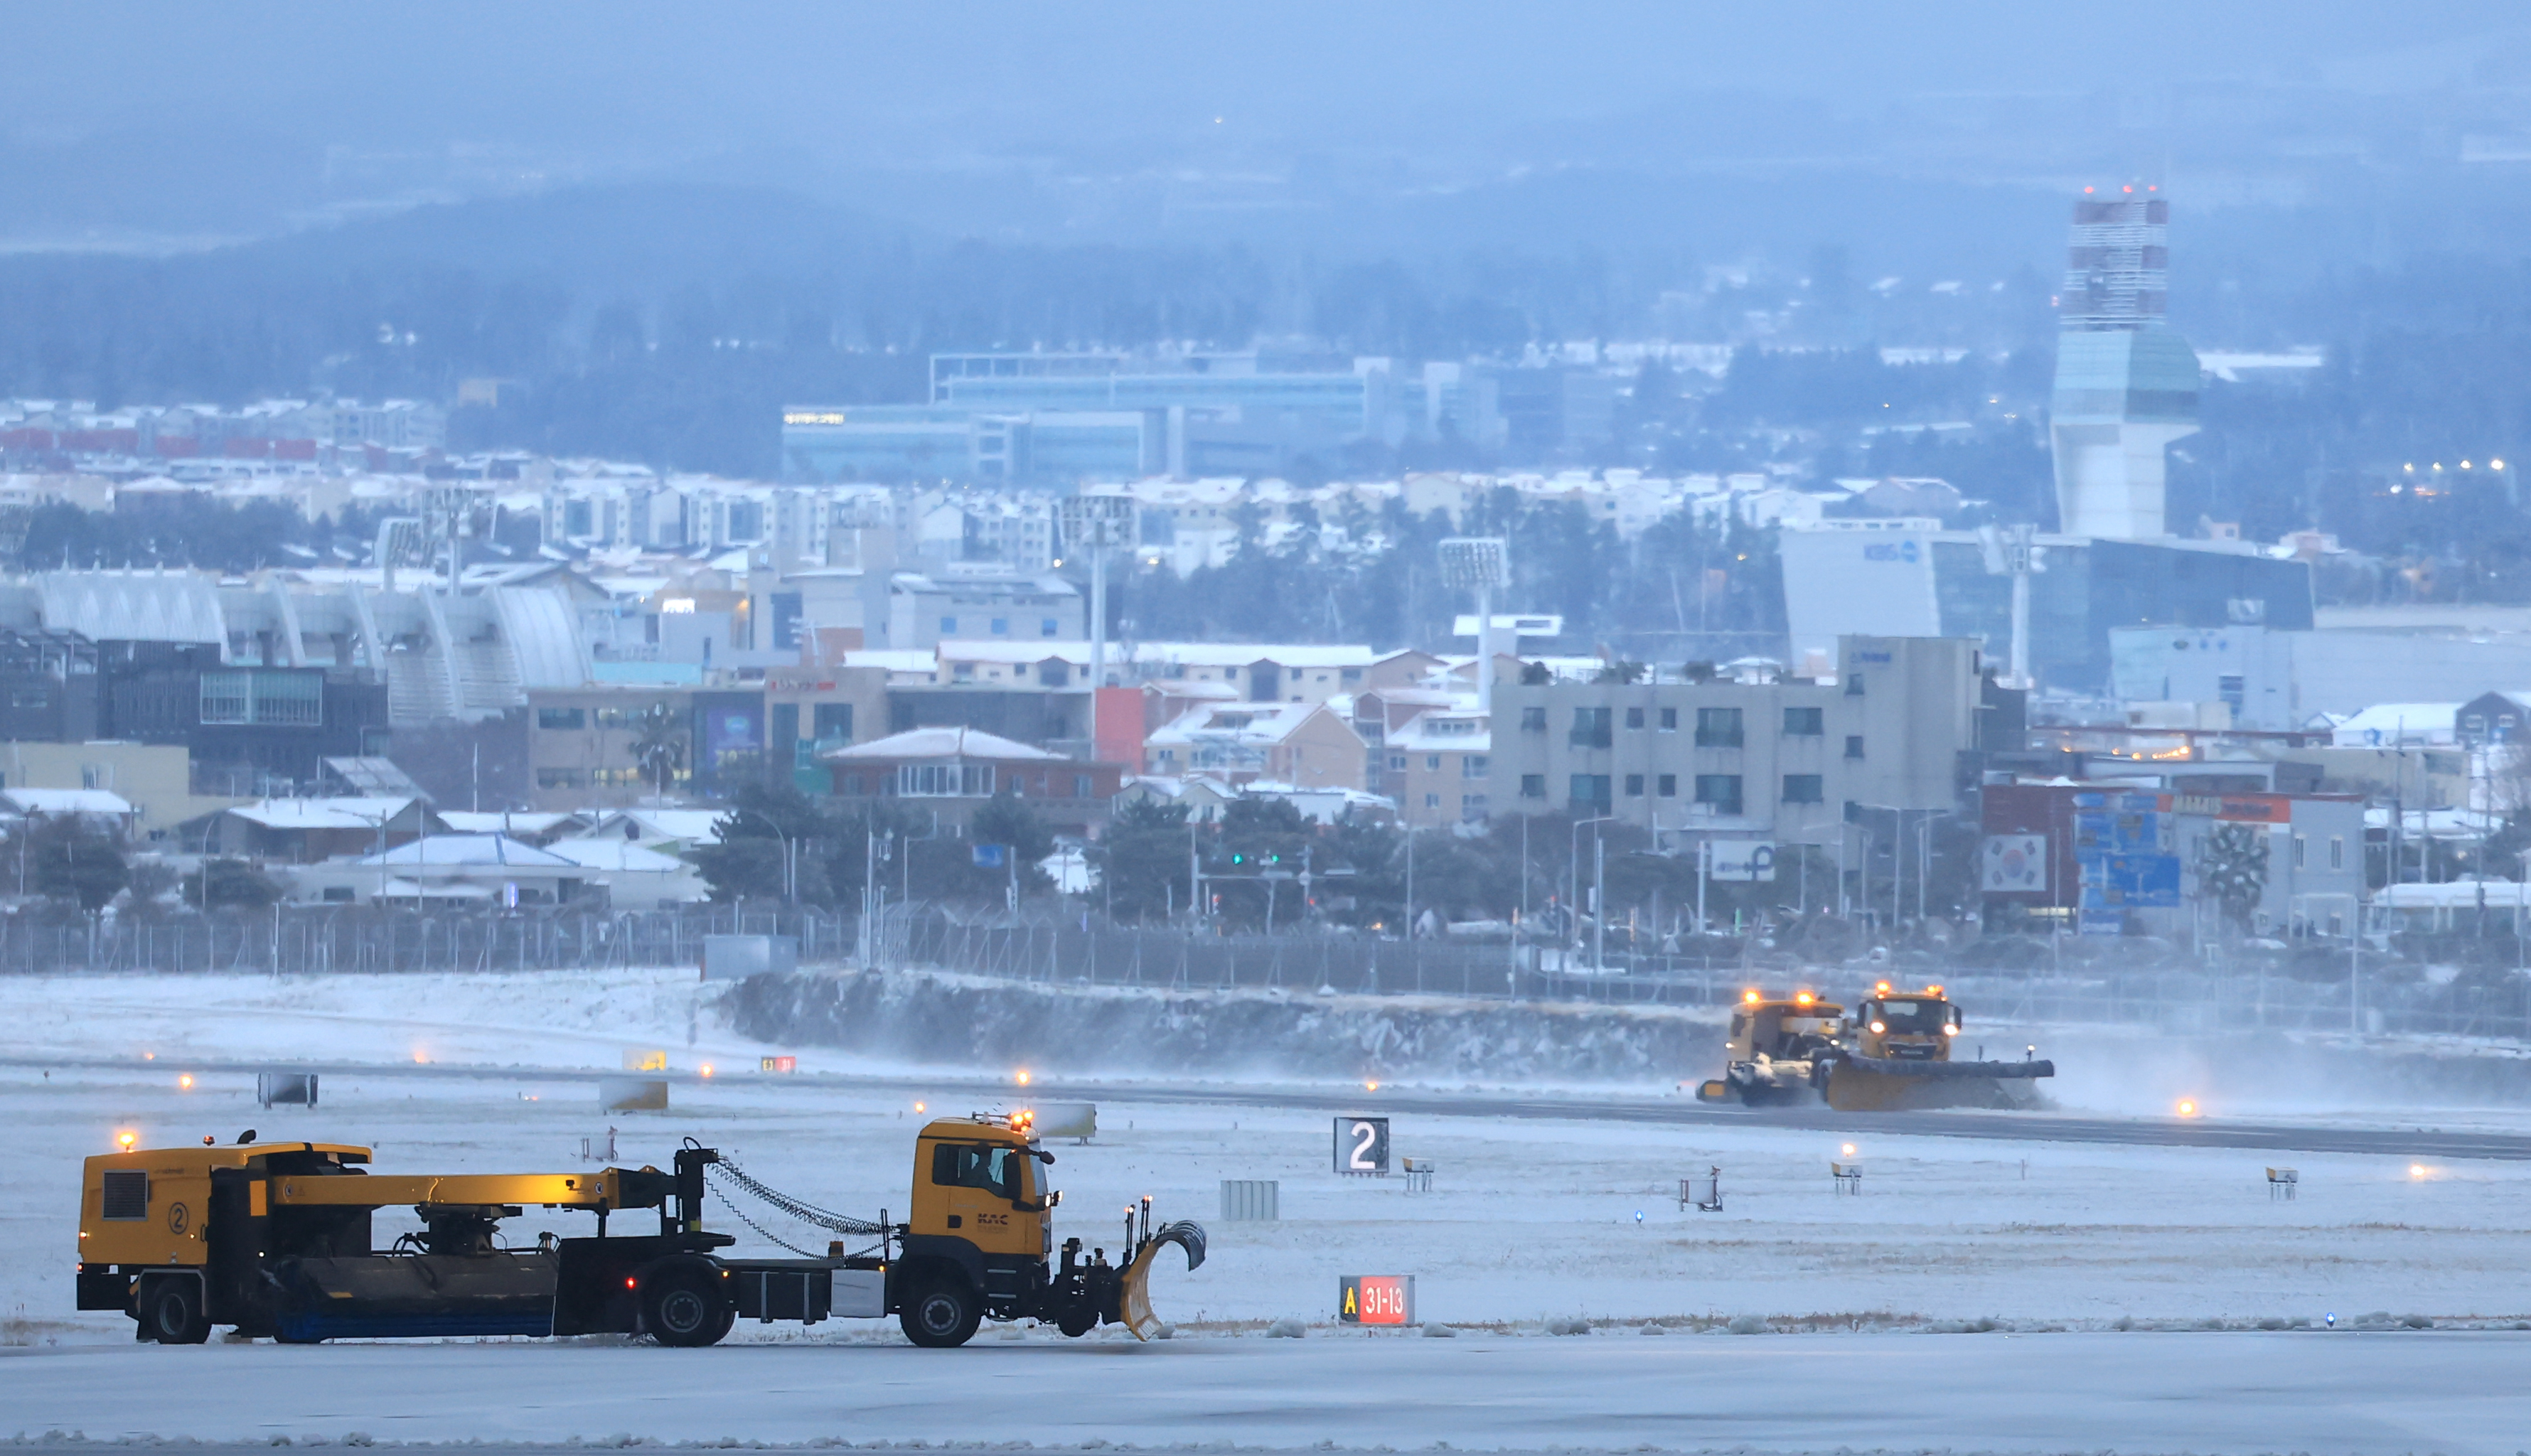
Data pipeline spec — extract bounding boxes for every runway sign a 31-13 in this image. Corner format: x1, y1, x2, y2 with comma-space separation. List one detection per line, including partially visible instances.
1339, 1274, 1415, 1325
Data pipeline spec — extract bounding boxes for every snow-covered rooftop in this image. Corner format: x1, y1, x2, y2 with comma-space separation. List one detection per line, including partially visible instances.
824, 727, 1065, 761
355, 834, 574, 867
225, 796, 424, 831
1, 788, 133, 816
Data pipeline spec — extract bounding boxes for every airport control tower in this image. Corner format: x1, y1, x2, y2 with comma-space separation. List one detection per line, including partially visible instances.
2049, 188, 2200, 540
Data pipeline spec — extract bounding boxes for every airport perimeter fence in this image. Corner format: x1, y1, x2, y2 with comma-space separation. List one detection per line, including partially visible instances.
14, 901, 2531, 1046
901, 913, 2531, 1046
0, 905, 855, 978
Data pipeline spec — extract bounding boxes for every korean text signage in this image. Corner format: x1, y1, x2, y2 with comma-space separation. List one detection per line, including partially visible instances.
1333, 1115, 1390, 1175
1339, 1275, 1416, 1325
2072, 792, 2180, 918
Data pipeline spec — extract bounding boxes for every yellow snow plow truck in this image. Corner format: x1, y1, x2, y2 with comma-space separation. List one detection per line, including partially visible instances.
1694, 982, 2053, 1111
77, 1111, 1203, 1348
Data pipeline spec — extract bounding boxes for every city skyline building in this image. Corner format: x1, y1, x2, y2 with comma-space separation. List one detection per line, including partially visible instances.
2049, 189, 2200, 541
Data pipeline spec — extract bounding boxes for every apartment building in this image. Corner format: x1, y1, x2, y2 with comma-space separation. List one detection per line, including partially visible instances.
1487, 636, 1984, 841
1144, 700, 1369, 792
1385, 707, 1490, 826
887, 570, 1083, 652
523, 687, 695, 809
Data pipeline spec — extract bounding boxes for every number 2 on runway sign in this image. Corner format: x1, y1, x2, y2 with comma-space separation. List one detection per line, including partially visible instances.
1334, 1115, 1389, 1175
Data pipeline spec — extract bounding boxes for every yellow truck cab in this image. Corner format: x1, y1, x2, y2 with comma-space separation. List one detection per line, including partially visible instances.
1824, 980, 2056, 1110
894, 1112, 1203, 1347
1694, 990, 1846, 1106
1848, 981, 1963, 1061
897, 1113, 1059, 1344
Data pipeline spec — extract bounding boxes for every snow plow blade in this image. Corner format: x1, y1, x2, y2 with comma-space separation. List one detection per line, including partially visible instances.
1118, 1219, 1207, 1341
1823, 1056, 2055, 1112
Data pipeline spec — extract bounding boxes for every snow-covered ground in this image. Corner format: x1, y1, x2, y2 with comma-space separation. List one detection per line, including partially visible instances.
7, 968, 2530, 1335
4, 968, 2530, 1452
3, 1332, 2525, 1452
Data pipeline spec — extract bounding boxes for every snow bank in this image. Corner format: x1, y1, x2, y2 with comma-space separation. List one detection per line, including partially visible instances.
721, 968, 1723, 1081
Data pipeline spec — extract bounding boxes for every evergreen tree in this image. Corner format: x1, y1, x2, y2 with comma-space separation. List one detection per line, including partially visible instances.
22, 815, 129, 913
1094, 798, 1194, 923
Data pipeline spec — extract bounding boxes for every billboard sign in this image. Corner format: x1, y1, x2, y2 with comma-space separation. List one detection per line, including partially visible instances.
2079, 852, 2182, 909
1707, 841, 1776, 882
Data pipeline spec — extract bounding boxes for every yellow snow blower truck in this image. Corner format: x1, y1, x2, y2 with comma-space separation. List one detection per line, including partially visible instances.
77, 1111, 1202, 1349
1694, 982, 2053, 1111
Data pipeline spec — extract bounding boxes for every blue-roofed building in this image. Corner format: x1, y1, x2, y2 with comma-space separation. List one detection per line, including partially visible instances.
783, 351, 1403, 485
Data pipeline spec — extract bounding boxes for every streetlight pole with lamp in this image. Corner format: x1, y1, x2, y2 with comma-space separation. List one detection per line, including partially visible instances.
1568, 813, 1615, 966
721, 805, 796, 903
1438, 537, 1511, 711
1058, 495, 1136, 751
1913, 810, 1952, 923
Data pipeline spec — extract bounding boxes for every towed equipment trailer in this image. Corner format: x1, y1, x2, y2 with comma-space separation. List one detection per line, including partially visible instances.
79, 1113, 1202, 1348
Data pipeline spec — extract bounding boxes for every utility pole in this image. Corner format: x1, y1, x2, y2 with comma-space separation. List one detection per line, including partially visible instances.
1836, 827, 1847, 918
1060, 496, 1135, 751
859, 828, 881, 968
1592, 832, 1605, 971
1568, 814, 1614, 962
1858, 827, 1874, 928
1696, 837, 1709, 936
1404, 823, 1416, 938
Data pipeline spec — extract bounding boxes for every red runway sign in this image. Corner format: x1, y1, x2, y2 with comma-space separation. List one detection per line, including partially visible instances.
1339, 1275, 1416, 1325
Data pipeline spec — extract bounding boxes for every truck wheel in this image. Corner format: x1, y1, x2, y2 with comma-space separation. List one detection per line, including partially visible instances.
641, 1266, 727, 1347
140, 1276, 211, 1345
1057, 1309, 1098, 1338
899, 1279, 981, 1348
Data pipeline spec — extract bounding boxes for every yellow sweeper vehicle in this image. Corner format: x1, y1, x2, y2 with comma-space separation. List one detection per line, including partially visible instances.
1694, 981, 2053, 1111
77, 1110, 1202, 1348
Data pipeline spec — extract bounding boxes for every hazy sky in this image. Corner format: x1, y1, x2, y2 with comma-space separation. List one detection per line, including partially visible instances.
6, 2, 2530, 264
16, 3, 2527, 162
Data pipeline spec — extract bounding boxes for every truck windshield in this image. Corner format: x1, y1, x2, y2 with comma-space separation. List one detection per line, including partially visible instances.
931, 1142, 1023, 1199
1873, 1000, 1948, 1031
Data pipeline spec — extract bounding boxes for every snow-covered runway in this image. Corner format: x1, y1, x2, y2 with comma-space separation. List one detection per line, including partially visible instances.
10, 968, 2531, 1454
0, 1329, 2517, 1454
